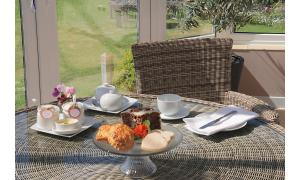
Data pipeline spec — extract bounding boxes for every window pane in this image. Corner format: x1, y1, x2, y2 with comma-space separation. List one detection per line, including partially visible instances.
166, 1, 214, 40
16, 0, 26, 109
56, 0, 137, 96
236, 1, 285, 33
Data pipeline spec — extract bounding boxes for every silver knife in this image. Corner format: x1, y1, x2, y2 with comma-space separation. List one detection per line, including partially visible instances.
198, 110, 237, 129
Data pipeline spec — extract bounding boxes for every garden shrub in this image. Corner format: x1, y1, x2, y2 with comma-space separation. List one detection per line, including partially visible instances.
114, 49, 136, 92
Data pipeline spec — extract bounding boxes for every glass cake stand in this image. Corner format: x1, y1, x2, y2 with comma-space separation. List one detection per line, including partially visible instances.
93, 124, 183, 178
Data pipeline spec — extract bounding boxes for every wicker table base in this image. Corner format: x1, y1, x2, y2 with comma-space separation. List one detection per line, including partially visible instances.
15, 95, 284, 180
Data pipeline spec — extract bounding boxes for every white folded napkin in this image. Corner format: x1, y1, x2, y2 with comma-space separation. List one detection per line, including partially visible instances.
183, 105, 258, 136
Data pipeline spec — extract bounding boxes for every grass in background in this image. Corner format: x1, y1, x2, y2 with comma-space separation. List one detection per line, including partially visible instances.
167, 21, 213, 39
56, 0, 137, 97
236, 23, 284, 33
15, 0, 26, 109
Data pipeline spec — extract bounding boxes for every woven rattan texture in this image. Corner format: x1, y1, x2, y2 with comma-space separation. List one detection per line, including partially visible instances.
132, 38, 233, 103
15, 95, 284, 180
131, 38, 279, 124
223, 91, 279, 123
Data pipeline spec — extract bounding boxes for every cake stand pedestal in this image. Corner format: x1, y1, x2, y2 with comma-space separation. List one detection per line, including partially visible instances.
120, 156, 157, 178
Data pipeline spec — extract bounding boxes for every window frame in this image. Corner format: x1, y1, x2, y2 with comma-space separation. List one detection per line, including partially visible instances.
20, 0, 41, 107
20, 0, 284, 107
217, 27, 285, 46
139, 0, 166, 42
20, 0, 59, 107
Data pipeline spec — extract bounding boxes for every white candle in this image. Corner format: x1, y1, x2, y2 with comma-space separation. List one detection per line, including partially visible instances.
100, 53, 114, 85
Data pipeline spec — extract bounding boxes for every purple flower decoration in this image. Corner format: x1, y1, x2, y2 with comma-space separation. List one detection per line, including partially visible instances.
52, 84, 76, 106
56, 84, 65, 92
52, 87, 60, 97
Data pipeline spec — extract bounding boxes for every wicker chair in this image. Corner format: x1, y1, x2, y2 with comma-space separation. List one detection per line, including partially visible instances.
131, 38, 279, 124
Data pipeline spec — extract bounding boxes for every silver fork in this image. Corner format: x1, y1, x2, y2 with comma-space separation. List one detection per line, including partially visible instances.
198, 110, 238, 129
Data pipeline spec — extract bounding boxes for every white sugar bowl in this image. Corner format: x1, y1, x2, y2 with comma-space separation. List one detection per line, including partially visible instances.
100, 91, 124, 111
96, 83, 117, 102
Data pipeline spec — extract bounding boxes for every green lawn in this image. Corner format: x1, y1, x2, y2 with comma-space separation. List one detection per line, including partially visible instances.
236, 23, 285, 33
167, 21, 213, 39
15, 0, 26, 109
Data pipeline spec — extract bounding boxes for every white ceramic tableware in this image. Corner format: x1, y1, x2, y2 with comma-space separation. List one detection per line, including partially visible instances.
100, 91, 125, 111
31, 116, 98, 138
157, 94, 182, 116
183, 106, 258, 136
184, 122, 247, 135
54, 118, 81, 132
95, 83, 117, 102
62, 102, 85, 124
160, 107, 189, 120
194, 111, 247, 132
37, 104, 60, 130
83, 96, 137, 114
53, 128, 82, 135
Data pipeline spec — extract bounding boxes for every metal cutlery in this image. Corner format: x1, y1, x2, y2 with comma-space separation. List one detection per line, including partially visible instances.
198, 110, 238, 129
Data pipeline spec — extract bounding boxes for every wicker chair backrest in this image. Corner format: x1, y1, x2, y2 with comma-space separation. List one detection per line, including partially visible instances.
132, 38, 233, 102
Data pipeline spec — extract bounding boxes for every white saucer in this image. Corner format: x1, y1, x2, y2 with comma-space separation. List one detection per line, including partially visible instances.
30, 116, 97, 138
160, 107, 190, 120
83, 96, 138, 114
52, 128, 81, 135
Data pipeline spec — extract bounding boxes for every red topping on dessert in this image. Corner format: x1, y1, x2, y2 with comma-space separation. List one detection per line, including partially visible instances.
133, 124, 149, 138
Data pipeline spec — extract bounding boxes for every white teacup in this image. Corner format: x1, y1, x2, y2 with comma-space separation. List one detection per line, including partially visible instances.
157, 94, 182, 116
37, 104, 60, 130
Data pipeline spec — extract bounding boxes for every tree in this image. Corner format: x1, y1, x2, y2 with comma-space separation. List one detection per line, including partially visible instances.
184, 0, 254, 32
181, 0, 274, 33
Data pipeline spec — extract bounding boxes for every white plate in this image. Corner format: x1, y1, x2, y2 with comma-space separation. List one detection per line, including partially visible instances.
82, 96, 138, 114
185, 121, 247, 135
52, 128, 82, 135
160, 107, 190, 120
30, 116, 97, 138
194, 112, 247, 132
222, 122, 247, 131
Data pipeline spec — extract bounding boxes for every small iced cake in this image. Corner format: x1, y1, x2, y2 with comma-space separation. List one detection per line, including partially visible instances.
37, 104, 60, 130
62, 102, 84, 121
121, 108, 161, 130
